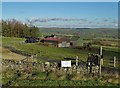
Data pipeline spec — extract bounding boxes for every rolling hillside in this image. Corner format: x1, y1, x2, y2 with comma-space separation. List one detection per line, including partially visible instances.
40, 28, 118, 39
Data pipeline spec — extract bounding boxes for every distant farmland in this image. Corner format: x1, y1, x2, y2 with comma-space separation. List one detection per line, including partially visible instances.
40, 28, 118, 39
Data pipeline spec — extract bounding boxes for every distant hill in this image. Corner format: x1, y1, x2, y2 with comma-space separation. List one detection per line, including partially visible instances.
40, 28, 118, 39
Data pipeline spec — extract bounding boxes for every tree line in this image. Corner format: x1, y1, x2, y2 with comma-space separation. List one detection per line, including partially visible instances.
2, 19, 40, 38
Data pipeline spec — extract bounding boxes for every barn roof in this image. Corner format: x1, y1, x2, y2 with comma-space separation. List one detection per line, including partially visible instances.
44, 37, 63, 42
43, 37, 69, 43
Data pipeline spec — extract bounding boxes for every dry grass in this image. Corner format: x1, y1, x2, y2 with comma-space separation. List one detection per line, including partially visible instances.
2, 47, 26, 61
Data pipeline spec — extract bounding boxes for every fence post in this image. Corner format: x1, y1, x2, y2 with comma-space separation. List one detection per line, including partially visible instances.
100, 46, 102, 56
114, 56, 116, 67
99, 59, 102, 77
100, 46, 103, 65
76, 56, 79, 66
99, 46, 103, 77
101, 59, 103, 66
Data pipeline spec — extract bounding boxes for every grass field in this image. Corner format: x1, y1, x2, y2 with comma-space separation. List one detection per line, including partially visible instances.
2, 37, 90, 61
10, 79, 119, 86
2, 37, 120, 86
2, 68, 119, 86
2, 37, 119, 67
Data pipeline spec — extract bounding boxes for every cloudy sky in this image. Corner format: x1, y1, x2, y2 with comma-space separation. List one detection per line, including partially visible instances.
2, 2, 118, 28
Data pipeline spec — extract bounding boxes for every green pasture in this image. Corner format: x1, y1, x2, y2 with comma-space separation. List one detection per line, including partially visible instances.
2, 69, 118, 86
2, 37, 120, 86
2, 37, 120, 68
10, 79, 119, 86
6, 69, 119, 86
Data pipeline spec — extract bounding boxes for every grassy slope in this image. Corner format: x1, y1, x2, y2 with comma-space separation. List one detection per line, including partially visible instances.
2, 37, 119, 64
2, 37, 120, 86
2, 37, 89, 61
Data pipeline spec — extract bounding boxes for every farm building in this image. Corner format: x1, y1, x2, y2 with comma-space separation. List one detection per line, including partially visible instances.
41, 36, 71, 47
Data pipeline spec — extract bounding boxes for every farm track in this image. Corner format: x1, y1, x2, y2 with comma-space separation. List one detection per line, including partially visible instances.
3, 45, 120, 75
3, 45, 31, 57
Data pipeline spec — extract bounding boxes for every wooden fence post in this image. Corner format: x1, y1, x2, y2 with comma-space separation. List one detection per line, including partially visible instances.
99, 58, 102, 77
114, 56, 116, 67
76, 56, 79, 66
99, 46, 103, 77
100, 46, 102, 56
101, 59, 103, 66
100, 46, 103, 65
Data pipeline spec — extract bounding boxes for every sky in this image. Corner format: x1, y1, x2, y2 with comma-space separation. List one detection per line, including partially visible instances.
2, 2, 118, 28
1, 0, 120, 2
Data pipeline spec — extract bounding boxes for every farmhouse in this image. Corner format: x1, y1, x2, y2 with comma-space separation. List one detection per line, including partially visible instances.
41, 36, 71, 47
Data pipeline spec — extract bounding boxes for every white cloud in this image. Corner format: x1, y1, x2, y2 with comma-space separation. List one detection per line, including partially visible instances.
25, 17, 118, 28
